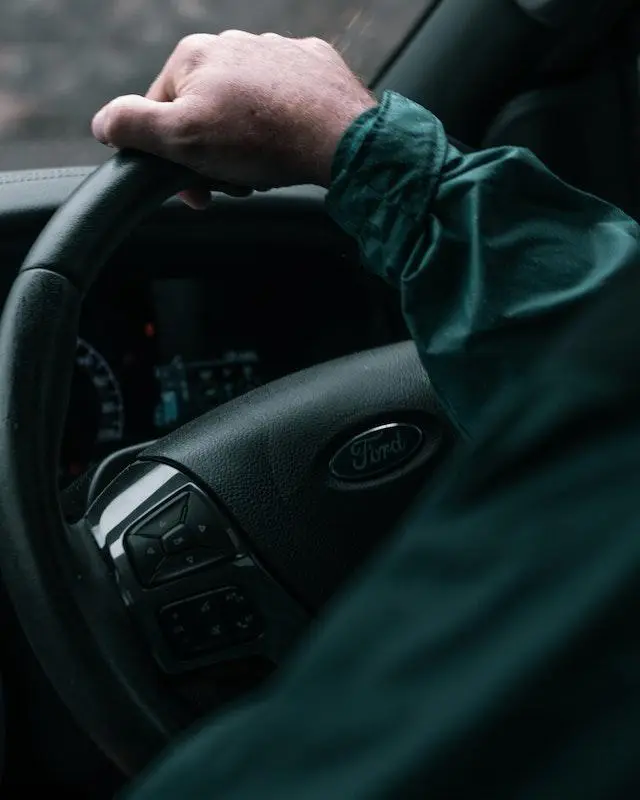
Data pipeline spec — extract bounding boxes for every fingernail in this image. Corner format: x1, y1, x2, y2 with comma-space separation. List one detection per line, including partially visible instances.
92, 108, 110, 145
178, 191, 207, 211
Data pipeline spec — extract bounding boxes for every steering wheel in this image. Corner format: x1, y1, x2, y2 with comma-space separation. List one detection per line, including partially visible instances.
0, 152, 449, 775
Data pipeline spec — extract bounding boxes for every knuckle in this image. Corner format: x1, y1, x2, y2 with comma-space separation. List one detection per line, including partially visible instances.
175, 33, 214, 74
219, 29, 252, 39
176, 33, 212, 58
307, 36, 331, 50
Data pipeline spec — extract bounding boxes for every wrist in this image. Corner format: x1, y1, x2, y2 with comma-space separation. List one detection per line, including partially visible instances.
312, 95, 379, 188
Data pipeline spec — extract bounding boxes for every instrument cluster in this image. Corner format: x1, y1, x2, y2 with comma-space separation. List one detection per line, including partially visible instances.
60, 258, 390, 487
60, 279, 264, 485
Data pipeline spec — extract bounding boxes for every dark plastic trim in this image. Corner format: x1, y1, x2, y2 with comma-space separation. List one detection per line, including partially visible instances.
514, 0, 610, 28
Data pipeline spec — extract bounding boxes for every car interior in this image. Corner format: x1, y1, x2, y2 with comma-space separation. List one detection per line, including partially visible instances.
0, 0, 638, 795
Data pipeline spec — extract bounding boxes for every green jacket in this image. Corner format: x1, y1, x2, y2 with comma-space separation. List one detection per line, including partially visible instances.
125, 91, 640, 798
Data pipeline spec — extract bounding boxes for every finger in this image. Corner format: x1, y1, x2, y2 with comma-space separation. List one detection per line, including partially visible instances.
145, 34, 204, 102
146, 46, 182, 102
178, 184, 253, 211
178, 188, 212, 210
212, 183, 254, 198
146, 68, 175, 102
91, 94, 174, 155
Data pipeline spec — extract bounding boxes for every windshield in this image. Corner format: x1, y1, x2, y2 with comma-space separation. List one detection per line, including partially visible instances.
1, 0, 433, 170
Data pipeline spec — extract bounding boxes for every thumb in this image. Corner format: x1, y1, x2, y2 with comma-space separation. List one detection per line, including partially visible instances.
91, 94, 174, 156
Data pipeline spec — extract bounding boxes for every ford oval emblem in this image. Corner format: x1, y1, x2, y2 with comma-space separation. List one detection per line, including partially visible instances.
329, 423, 424, 482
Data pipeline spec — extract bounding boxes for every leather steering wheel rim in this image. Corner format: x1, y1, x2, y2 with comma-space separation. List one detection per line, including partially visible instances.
0, 151, 207, 772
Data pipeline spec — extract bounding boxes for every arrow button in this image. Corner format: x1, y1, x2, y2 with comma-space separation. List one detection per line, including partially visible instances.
126, 533, 165, 586
152, 547, 227, 584
134, 494, 188, 539
185, 491, 237, 558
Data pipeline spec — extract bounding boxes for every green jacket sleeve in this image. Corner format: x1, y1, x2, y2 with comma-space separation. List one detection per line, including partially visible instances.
326, 90, 640, 438
121, 94, 640, 800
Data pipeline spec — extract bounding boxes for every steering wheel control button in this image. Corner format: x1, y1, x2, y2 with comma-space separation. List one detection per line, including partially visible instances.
123, 490, 237, 586
134, 494, 188, 539
185, 491, 237, 554
152, 547, 228, 584
219, 587, 264, 642
158, 587, 263, 660
125, 535, 165, 586
161, 523, 199, 554
158, 595, 228, 659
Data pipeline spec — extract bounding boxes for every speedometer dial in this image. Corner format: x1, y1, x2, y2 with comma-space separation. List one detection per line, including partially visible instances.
75, 338, 124, 443
61, 338, 125, 479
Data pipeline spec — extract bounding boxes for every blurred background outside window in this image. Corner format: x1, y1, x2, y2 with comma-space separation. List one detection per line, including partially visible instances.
0, 0, 434, 169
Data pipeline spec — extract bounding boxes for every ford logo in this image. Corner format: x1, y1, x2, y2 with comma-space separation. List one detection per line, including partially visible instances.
329, 423, 424, 482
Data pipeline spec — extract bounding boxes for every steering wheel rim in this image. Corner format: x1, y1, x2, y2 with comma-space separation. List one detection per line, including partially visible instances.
0, 151, 205, 772
0, 151, 447, 775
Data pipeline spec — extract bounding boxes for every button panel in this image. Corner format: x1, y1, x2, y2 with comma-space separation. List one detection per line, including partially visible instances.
158, 586, 263, 660
87, 461, 310, 676
125, 490, 237, 587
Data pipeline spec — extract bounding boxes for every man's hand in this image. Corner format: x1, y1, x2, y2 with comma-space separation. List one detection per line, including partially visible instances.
91, 31, 377, 208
